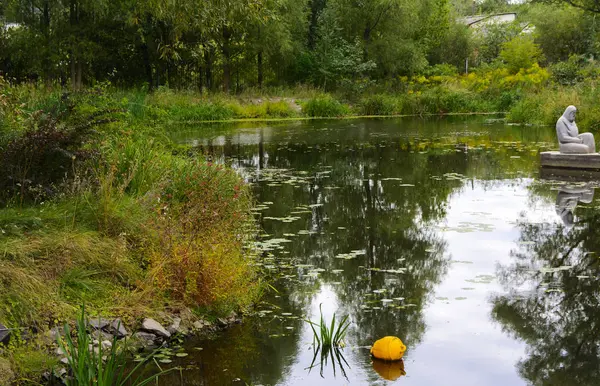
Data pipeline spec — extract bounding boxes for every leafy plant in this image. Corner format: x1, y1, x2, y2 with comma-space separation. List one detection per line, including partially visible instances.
58, 306, 171, 386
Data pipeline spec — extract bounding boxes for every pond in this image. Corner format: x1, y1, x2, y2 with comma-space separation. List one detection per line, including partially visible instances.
155, 117, 600, 385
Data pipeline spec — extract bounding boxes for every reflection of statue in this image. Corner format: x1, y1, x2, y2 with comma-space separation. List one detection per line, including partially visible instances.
555, 184, 594, 226
556, 106, 596, 154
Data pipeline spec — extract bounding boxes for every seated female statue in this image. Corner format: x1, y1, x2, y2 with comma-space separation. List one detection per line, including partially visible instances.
556, 105, 596, 154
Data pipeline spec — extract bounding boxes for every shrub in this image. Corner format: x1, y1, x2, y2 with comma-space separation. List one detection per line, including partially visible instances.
0, 99, 119, 204
359, 95, 401, 116
500, 36, 544, 74
148, 161, 261, 314
302, 95, 349, 117
550, 55, 586, 86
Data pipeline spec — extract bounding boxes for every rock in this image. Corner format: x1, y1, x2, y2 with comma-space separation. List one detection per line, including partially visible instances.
132, 332, 159, 349
101, 340, 112, 350
48, 326, 62, 342
141, 318, 171, 338
217, 318, 229, 327
60, 357, 69, 365
0, 323, 10, 346
89, 318, 111, 330
92, 330, 113, 341
133, 331, 157, 341
0, 357, 14, 385
227, 311, 240, 324
193, 320, 211, 330
55, 347, 66, 356
167, 317, 181, 335
107, 318, 129, 338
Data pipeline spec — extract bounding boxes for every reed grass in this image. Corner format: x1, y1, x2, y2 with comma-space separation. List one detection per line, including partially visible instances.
57, 306, 171, 386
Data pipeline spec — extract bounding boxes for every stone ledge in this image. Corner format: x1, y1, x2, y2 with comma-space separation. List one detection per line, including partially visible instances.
541, 151, 600, 170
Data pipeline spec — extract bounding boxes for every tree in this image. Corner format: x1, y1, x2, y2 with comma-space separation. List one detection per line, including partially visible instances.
500, 35, 544, 73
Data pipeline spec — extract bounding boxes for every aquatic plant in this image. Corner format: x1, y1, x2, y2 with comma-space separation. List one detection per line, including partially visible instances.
58, 306, 170, 386
305, 304, 350, 349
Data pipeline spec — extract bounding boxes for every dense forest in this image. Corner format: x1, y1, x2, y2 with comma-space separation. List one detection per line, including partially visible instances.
1, 0, 599, 93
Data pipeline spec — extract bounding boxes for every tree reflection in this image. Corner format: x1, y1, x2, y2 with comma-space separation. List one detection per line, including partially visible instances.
169, 118, 554, 385
493, 185, 600, 386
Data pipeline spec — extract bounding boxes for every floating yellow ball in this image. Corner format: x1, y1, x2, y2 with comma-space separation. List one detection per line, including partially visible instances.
370, 336, 406, 361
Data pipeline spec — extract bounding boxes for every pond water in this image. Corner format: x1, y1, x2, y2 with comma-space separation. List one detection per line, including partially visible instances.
155, 117, 600, 385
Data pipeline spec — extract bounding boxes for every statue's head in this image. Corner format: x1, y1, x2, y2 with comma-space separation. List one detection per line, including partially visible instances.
563, 105, 577, 122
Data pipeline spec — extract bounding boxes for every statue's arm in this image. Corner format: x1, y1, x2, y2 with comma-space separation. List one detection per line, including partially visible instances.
557, 121, 582, 144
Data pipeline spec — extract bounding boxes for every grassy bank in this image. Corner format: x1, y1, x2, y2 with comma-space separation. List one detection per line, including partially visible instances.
1, 59, 599, 381
97, 63, 600, 131
0, 81, 263, 383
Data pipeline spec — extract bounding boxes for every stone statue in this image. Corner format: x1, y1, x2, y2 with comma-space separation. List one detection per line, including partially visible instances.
556, 105, 596, 154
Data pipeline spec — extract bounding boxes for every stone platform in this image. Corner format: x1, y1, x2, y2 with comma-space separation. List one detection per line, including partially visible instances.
540, 151, 600, 170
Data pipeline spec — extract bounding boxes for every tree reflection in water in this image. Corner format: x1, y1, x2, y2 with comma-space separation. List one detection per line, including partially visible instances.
493, 183, 600, 386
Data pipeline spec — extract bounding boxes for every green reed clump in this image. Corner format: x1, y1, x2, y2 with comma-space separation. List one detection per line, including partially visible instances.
305, 304, 350, 348
302, 95, 350, 117
58, 306, 170, 386
359, 94, 401, 116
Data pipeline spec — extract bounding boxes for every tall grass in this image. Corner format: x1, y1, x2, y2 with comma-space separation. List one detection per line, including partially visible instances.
302, 95, 350, 117
305, 304, 350, 348
304, 305, 351, 380
58, 306, 171, 386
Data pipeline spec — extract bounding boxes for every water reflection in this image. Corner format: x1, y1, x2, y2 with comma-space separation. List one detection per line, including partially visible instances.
555, 183, 594, 227
494, 181, 600, 386
159, 118, 564, 385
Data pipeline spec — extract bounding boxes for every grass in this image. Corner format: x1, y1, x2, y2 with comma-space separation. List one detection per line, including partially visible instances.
305, 304, 350, 349
304, 305, 351, 380
58, 306, 171, 386
0, 83, 264, 383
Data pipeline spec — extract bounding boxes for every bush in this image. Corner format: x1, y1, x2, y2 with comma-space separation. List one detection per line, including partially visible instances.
550, 55, 586, 86
148, 161, 260, 313
302, 95, 349, 117
0, 102, 117, 204
500, 36, 544, 74
359, 95, 401, 116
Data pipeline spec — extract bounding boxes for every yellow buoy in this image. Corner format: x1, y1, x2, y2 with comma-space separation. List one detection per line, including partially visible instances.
370, 336, 406, 361
372, 358, 406, 381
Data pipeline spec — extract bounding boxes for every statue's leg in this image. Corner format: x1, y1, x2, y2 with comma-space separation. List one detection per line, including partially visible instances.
579, 133, 596, 153
560, 142, 591, 153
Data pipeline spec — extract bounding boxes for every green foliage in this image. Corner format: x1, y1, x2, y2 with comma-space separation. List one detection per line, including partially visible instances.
58, 306, 170, 386
475, 23, 521, 65
529, 5, 597, 63
302, 95, 350, 117
0, 357, 14, 385
550, 55, 586, 85
310, 7, 376, 90
305, 305, 350, 348
360, 95, 402, 116
4, 343, 56, 382
500, 36, 544, 74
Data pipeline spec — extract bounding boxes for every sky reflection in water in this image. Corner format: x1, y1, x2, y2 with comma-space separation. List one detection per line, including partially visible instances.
157, 118, 600, 386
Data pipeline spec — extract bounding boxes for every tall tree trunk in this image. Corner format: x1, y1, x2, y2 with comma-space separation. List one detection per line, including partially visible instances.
42, 0, 51, 83
257, 51, 263, 89
307, 0, 327, 50
205, 47, 213, 91
257, 26, 263, 88
363, 27, 371, 61
69, 0, 79, 90
222, 26, 232, 93
76, 60, 82, 89
141, 42, 154, 91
